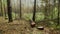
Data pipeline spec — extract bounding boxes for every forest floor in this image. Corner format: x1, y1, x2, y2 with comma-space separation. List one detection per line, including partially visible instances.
0, 17, 60, 34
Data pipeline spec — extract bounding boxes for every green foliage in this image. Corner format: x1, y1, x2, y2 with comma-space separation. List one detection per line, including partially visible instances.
22, 12, 45, 22
22, 13, 33, 20
57, 25, 60, 30
53, 7, 58, 19
22, 7, 58, 22
12, 12, 19, 19
35, 12, 45, 22
47, 7, 58, 20
5, 12, 18, 19
12, 12, 16, 19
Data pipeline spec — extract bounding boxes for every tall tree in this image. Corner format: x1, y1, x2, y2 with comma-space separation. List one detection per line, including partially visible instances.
57, 0, 60, 25
3, 0, 7, 19
20, 0, 22, 18
44, 0, 48, 19
7, 0, 13, 22
0, 0, 3, 16
32, 0, 36, 21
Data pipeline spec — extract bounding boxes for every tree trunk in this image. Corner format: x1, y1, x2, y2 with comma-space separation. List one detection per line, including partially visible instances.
57, 0, 60, 25
4, 1, 7, 19
32, 0, 36, 21
1, 0, 3, 16
20, 0, 22, 19
7, 0, 13, 22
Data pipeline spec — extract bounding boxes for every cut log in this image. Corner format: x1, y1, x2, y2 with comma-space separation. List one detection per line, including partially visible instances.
37, 26, 44, 30
29, 20, 36, 28
31, 22, 36, 28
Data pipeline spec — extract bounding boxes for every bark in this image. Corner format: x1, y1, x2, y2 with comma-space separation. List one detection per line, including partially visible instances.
1, 0, 3, 16
57, 0, 60, 25
20, 0, 22, 18
32, 0, 36, 21
4, 2, 7, 19
7, 0, 13, 22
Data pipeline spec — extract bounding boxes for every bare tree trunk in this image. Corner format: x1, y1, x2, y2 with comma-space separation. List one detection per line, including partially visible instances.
7, 0, 13, 22
44, 0, 48, 20
32, 0, 36, 21
57, 0, 60, 25
20, 0, 22, 19
3, 0, 7, 19
1, 0, 3, 16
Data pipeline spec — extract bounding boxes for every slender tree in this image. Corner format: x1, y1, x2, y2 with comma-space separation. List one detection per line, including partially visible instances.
7, 0, 13, 22
20, 0, 22, 18
32, 0, 36, 21
57, 0, 60, 25
44, 0, 48, 20
14, 0, 16, 19
1, 0, 3, 16
3, 0, 7, 19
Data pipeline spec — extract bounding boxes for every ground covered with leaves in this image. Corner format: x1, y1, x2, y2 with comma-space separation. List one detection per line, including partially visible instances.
0, 17, 60, 34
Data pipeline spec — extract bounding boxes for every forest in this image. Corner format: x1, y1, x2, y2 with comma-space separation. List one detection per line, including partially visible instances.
0, 0, 60, 34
